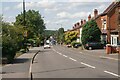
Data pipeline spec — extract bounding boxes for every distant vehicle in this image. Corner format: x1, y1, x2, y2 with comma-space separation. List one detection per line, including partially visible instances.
44, 43, 51, 49
66, 44, 72, 48
46, 40, 50, 43
84, 42, 104, 50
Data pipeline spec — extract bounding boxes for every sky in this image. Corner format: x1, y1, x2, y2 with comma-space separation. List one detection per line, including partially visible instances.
1, 0, 114, 31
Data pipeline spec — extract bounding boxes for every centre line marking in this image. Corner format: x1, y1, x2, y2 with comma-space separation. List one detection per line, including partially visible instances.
79, 52, 83, 53
81, 62, 96, 69
104, 71, 120, 77
58, 52, 62, 55
69, 57, 77, 62
63, 55, 68, 58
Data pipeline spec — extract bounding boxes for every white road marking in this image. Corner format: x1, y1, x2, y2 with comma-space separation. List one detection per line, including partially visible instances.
63, 55, 68, 58
58, 52, 62, 55
99, 56, 119, 61
79, 52, 83, 53
81, 62, 96, 69
69, 57, 77, 62
104, 71, 120, 77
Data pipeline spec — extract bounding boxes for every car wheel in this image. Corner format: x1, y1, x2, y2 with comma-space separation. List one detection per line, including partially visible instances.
89, 47, 92, 50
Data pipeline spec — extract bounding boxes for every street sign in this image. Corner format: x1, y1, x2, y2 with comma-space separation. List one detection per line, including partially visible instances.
24, 30, 27, 37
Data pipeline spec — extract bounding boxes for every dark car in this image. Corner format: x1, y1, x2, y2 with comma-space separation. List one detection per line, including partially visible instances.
84, 42, 104, 50
73, 43, 82, 48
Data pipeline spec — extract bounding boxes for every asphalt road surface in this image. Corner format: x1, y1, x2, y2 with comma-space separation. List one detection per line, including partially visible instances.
32, 45, 119, 78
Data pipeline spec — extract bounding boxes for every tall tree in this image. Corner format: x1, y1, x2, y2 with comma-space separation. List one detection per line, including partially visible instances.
57, 27, 64, 43
14, 10, 46, 38
81, 20, 101, 45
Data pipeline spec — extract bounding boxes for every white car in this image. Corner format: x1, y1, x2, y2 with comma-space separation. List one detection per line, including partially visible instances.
44, 43, 51, 49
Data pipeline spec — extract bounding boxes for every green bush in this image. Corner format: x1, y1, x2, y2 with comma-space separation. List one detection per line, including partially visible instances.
2, 35, 18, 63
2, 22, 24, 63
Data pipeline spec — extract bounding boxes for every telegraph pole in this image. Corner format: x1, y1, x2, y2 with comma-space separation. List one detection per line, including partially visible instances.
23, 0, 28, 52
23, 0, 25, 27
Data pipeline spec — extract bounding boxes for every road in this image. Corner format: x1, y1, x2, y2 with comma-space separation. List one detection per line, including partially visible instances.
32, 45, 119, 79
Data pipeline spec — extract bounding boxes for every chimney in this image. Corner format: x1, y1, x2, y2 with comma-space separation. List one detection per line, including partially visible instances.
77, 22, 80, 26
81, 19, 83, 25
88, 14, 91, 21
73, 26, 74, 29
74, 24, 77, 27
83, 19, 86, 24
94, 9, 98, 18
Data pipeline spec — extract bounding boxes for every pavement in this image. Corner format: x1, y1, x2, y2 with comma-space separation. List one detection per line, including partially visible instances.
71, 46, 119, 61
1, 47, 41, 79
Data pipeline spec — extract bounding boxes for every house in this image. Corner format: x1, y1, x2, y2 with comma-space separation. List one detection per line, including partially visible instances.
94, 1, 120, 52
67, 19, 86, 43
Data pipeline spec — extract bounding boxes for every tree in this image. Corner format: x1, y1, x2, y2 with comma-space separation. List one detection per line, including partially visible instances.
14, 10, 46, 38
81, 20, 101, 45
56, 28, 64, 43
64, 31, 78, 44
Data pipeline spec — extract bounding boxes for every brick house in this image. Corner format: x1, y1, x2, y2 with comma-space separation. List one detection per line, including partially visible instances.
95, 1, 120, 52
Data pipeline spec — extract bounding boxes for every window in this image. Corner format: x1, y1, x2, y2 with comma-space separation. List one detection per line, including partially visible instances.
101, 19, 107, 30
111, 35, 119, 46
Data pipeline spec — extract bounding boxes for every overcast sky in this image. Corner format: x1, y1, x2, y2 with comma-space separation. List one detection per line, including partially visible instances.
1, 0, 114, 31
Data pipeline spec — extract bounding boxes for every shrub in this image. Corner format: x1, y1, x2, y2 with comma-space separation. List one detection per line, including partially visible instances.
2, 23, 24, 63
64, 31, 78, 44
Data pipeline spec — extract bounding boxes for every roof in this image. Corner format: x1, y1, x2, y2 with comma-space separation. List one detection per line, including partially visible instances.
103, 1, 120, 14
94, 1, 120, 20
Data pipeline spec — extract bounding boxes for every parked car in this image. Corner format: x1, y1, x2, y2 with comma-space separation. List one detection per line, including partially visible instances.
84, 42, 104, 50
44, 43, 51, 49
73, 43, 82, 48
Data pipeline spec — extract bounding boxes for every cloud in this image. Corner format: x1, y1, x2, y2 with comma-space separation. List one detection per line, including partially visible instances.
15, 1, 57, 11
57, 11, 90, 19
4, 7, 10, 11
57, 12, 71, 18
96, 3, 109, 12
16, 3, 22, 9
3, 15, 15, 22
54, 19, 69, 24
45, 20, 50, 24
68, 0, 114, 2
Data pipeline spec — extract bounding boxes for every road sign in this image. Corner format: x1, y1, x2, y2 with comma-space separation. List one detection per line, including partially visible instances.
24, 30, 27, 37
